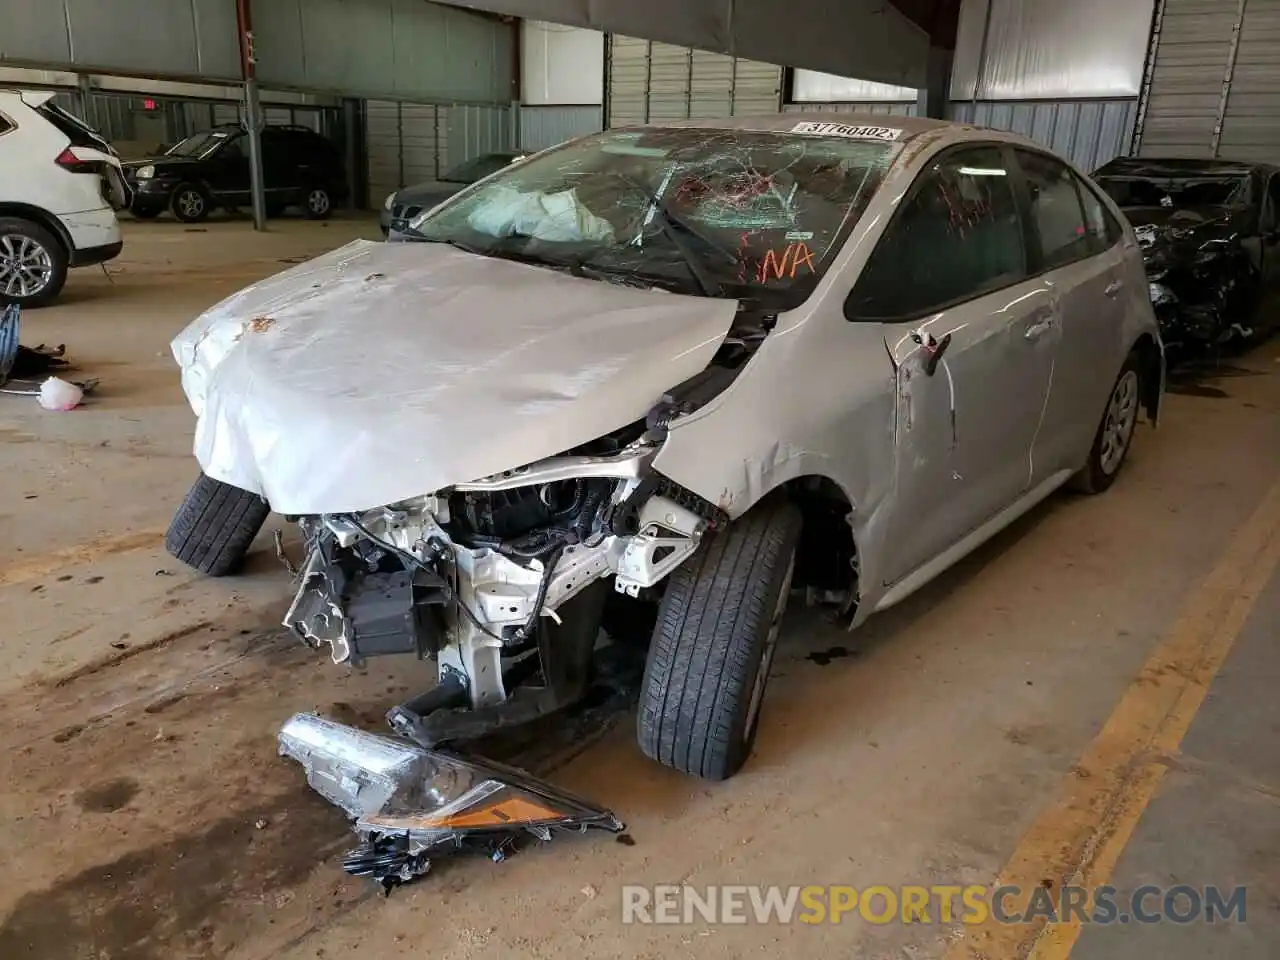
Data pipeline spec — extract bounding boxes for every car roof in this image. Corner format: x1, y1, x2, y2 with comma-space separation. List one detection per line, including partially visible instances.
635, 112, 950, 139
1094, 156, 1275, 176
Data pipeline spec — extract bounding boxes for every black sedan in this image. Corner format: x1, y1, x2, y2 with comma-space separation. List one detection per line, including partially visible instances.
1091, 157, 1280, 352
380, 151, 526, 239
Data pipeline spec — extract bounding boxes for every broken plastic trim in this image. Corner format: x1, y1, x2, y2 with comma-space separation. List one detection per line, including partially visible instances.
278, 713, 625, 890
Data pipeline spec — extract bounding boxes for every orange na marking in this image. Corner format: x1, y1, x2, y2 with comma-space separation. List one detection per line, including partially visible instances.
756, 242, 816, 283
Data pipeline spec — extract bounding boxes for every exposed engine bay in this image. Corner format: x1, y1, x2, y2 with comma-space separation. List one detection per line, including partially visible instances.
281, 307, 776, 747
1134, 213, 1260, 352
1091, 156, 1275, 354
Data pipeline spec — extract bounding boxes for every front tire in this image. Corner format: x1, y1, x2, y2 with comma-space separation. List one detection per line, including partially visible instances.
303, 186, 333, 220
637, 497, 802, 780
1071, 351, 1143, 495
171, 184, 211, 223
165, 472, 271, 577
0, 217, 68, 308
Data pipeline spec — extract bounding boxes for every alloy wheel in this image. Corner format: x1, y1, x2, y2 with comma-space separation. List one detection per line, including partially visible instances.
177, 190, 205, 219
0, 233, 54, 299
307, 189, 331, 216
1099, 370, 1139, 476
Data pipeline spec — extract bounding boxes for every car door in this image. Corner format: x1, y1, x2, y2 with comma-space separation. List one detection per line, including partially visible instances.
204, 132, 251, 205
845, 143, 1058, 586
1261, 172, 1280, 293
1012, 149, 1131, 483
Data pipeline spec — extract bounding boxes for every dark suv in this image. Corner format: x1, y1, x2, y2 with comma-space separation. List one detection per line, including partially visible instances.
124, 124, 349, 222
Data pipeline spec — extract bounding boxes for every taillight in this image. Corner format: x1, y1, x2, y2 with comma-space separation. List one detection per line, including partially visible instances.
55, 147, 102, 174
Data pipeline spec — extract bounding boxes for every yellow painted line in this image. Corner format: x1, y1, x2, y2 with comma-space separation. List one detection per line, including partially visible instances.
947, 475, 1280, 960
0, 531, 165, 587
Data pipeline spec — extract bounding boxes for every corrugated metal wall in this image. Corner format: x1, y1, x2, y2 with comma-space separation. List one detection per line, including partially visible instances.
364, 100, 513, 203
3, 0, 513, 105
1134, 0, 1280, 161
950, 99, 1139, 172
519, 106, 603, 151
604, 35, 782, 126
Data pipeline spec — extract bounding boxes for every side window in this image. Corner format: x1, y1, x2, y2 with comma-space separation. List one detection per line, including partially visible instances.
1016, 150, 1093, 269
220, 135, 246, 161
0, 114, 13, 137
846, 145, 1026, 321
1077, 176, 1125, 252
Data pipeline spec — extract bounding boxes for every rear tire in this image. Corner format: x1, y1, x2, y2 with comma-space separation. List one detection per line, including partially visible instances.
637, 496, 802, 780
0, 217, 68, 308
165, 472, 271, 577
1070, 351, 1143, 495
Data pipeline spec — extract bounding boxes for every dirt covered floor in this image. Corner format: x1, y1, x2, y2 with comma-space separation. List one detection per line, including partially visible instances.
1, 218, 1278, 960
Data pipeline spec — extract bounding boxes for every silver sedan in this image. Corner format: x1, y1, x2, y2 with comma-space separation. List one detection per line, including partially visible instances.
169, 114, 1165, 783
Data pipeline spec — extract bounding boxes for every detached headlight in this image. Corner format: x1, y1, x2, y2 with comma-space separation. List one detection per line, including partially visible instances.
384, 192, 396, 211
135, 165, 155, 180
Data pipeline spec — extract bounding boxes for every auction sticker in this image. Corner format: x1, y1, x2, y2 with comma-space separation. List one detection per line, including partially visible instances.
790, 121, 904, 141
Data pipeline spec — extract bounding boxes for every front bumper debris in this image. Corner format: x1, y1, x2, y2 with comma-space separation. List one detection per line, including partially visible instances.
278, 712, 625, 891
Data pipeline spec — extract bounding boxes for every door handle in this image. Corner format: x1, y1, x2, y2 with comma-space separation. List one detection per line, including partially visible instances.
1024, 314, 1056, 341
1105, 278, 1124, 297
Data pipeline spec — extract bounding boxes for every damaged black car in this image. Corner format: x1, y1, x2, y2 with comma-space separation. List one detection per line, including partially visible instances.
1091, 157, 1280, 352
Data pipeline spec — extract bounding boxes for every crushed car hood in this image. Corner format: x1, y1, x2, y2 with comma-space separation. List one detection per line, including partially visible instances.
1126, 207, 1246, 266
172, 240, 737, 515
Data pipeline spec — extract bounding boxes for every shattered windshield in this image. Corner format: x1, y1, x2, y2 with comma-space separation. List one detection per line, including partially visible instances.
408, 127, 899, 306
166, 131, 231, 159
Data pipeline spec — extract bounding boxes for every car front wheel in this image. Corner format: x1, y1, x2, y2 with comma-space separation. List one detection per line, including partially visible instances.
165, 472, 271, 576
0, 217, 68, 308
637, 496, 802, 780
303, 187, 333, 220
171, 184, 211, 223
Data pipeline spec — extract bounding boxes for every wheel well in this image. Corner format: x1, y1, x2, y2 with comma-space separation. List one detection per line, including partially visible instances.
1132, 332, 1163, 424
783, 475, 859, 603
0, 203, 72, 257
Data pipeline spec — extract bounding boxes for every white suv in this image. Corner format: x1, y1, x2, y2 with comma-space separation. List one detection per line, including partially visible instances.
0, 89, 128, 307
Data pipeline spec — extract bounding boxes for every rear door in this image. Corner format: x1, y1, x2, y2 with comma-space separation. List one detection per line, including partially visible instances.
846, 143, 1058, 586
1012, 149, 1130, 483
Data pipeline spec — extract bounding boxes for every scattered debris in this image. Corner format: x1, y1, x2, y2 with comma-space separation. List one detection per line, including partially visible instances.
0, 304, 100, 400
38, 378, 85, 412
278, 712, 625, 892
254, 817, 270, 830
581, 884, 598, 900
248, 317, 276, 334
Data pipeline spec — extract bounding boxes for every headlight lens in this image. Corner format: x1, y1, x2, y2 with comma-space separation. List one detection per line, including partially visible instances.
384, 192, 396, 211
135, 165, 156, 180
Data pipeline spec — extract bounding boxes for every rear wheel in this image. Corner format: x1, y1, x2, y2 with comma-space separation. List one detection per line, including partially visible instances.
0, 218, 68, 308
637, 496, 802, 780
1071, 351, 1143, 495
165, 472, 271, 577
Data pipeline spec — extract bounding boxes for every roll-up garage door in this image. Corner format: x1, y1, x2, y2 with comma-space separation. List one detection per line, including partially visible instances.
1136, 0, 1280, 161
364, 100, 446, 206
605, 35, 783, 127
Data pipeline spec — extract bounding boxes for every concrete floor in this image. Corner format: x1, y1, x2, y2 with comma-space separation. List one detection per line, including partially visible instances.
0, 218, 1277, 960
